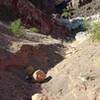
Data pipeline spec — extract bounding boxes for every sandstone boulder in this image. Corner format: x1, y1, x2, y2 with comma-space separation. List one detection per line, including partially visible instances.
32, 93, 48, 100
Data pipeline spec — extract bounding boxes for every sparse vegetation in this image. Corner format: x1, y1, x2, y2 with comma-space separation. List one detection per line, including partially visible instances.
82, 19, 91, 31
29, 27, 39, 33
82, 20, 100, 41
9, 19, 25, 37
91, 21, 100, 41
61, 8, 71, 18
9, 19, 40, 37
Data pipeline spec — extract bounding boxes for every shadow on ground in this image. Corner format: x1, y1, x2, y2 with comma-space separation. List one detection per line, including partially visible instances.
0, 43, 65, 100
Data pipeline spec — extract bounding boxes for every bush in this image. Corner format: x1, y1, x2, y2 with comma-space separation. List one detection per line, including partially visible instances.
61, 8, 71, 18
9, 19, 25, 37
82, 19, 91, 31
82, 20, 100, 42
29, 27, 39, 33
91, 21, 100, 41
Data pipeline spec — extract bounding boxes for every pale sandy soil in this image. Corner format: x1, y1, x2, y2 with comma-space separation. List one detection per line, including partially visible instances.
42, 39, 100, 100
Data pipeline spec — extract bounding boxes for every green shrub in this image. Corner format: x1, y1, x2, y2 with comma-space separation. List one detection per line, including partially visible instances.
82, 20, 100, 41
82, 19, 91, 31
61, 8, 71, 18
30, 27, 39, 33
9, 19, 25, 37
91, 21, 100, 41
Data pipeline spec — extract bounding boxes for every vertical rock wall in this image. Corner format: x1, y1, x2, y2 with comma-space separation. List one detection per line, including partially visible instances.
71, 0, 92, 8
0, 0, 69, 38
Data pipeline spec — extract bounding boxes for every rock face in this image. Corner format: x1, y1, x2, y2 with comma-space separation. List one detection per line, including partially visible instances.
71, 0, 92, 8
0, 0, 69, 39
71, 0, 79, 8
29, 0, 55, 15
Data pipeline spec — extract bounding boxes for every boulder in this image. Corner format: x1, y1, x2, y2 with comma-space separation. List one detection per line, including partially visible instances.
33, 69, 46, 82
32, 93, 48, 100
29, 0, 55, 15
71, 0, 92, 8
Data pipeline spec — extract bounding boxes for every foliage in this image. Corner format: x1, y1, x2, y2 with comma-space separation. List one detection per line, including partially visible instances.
82, 19, 91, 31
91, 21, 100, 41
82, 20, 100, 41
61, 8, 71, 18
29, 27, 39, 33
9, 19, 25, 37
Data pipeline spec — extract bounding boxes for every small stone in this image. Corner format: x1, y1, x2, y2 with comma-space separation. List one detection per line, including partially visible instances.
31, 93, 48, 100
33, 70, 46, 82
25, 75, 30, 80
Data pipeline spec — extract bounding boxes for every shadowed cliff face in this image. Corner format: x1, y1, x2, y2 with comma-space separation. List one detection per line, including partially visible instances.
71, 0, 92, 8
0, 0, 69, 39
79, 0, 92, 7
29, 0, 55, 14
0, 5, 17, 22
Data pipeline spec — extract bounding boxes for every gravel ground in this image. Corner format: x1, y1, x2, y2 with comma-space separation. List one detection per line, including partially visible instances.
42, 39, 100, 100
